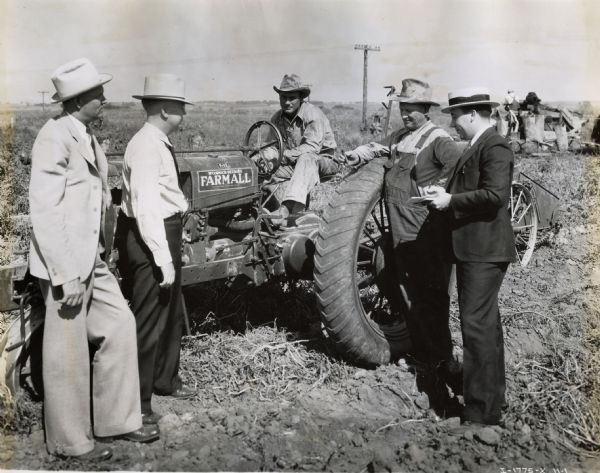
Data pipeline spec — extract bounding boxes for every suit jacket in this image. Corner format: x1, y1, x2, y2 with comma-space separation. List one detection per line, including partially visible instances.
29, 114, 110, 286
446, 127, 516, 263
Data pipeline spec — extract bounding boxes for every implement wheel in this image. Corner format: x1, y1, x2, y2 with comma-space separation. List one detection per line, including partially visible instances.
314, 158, 410, 366
2, 298, 44, 400
510, 181, 538, 267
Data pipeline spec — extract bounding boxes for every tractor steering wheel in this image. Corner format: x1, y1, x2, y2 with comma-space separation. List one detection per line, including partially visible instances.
244, 121, 284, 175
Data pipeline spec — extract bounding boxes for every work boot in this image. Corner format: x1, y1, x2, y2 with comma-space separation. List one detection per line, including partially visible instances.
282, 200, 306, 227
268, 201, 306, 227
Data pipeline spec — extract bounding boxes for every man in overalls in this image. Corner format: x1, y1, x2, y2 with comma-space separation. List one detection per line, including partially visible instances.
346, 78, 464, 411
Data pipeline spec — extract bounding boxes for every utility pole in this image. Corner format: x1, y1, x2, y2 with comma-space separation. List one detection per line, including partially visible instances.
38, 91, 48, 112
354, 44, 380, 130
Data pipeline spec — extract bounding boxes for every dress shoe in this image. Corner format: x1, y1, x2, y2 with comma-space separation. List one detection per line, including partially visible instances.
58, 445, 113, 461
118, 424, 160, 443
446, 420, 488, 435
437, 359, 463, 395
142, 411, 162, 425
166, 385, 196, 400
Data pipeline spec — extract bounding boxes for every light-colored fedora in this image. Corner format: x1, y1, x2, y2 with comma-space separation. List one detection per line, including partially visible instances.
51, 57, 112, 102
441, 87, 500, 113
273, 74, 311, 96
132, 73, 193, 104
393, 78, 439, 106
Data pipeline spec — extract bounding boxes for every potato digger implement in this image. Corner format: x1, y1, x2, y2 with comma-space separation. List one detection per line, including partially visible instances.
0, 120, 560, 400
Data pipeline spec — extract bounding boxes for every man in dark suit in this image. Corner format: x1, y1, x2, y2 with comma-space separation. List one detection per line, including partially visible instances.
426, 87, 516, 426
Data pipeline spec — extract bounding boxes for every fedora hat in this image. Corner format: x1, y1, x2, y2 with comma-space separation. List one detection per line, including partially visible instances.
273, 74, 311, 96
51, 58, 112, 102
441, 87, 500, 113
132, 73, 193, 104
393, 78, 439, 106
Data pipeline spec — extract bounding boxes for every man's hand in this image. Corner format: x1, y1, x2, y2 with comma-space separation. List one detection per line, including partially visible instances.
344, 150, 362, 167
423, 185, 452, 211
60, 278, 85, 307
159, 262, 176, 288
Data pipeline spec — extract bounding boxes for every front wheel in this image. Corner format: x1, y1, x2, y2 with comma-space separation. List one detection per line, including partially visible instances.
314, 159, 410, 366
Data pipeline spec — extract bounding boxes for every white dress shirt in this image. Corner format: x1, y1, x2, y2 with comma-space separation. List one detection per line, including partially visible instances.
121, 122, 189, 266
470, 124, 493, 147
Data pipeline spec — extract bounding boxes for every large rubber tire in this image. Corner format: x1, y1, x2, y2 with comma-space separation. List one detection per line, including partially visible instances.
314, 158, 410, 366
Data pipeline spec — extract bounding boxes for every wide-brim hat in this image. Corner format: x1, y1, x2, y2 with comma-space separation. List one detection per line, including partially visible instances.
132, 73, 193, 105
441, 87, 500, 113
393, 78, 439, 106
273, 73, 311, 96
51, 57, 112, 102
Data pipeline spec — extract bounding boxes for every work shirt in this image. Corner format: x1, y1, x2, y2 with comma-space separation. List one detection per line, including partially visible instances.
121, 122, 188, 266
270, 102, 337, 158
390, 121, 448, 159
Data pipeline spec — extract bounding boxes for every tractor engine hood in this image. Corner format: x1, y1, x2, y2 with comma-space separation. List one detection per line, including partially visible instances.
177, 151, 260, 211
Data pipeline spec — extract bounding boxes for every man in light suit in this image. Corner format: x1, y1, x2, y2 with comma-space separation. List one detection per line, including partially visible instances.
426, 87, 516, 427
29, 58, 158, 460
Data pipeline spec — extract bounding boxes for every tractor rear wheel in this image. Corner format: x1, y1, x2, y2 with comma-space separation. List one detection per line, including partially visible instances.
314, 158, 410, 366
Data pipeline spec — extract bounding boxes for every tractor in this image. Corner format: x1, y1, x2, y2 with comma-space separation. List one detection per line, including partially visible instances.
0, 115, 561, 400
0, 120, 410, 401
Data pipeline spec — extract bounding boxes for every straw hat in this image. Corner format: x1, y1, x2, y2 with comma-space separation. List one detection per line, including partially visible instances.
132, 73, 193, 104
441, 87, 500, 113
393, 78, 439, 106
273, 74, 311, 96
51, 58, 112, 102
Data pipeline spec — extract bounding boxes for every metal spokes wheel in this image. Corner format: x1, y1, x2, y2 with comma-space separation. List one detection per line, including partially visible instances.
510, 182, 538, 267
356, 196, 400, 333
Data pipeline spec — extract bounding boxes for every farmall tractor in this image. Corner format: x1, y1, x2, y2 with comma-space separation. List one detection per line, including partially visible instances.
0, 116, 558, 399
0, 120, 410, 400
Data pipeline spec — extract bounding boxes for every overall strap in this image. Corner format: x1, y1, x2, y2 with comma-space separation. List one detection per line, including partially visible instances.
414, 126, 441, 150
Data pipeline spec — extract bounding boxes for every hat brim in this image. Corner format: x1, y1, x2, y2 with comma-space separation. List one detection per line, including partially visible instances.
131, 95, 194, 105
52, 73, 113, 103
273, 86, 311, 96
396, 98, 440, 106
441, 100, 500, 113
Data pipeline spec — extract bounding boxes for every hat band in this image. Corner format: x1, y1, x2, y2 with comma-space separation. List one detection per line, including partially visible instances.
448, 94, 491, 106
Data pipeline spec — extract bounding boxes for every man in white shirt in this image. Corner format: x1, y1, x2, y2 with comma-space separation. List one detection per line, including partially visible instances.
29, 58, 158, 461
116, 74, 195, 424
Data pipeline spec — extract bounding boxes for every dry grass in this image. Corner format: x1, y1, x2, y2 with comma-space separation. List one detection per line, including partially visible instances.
180, 325, 352, 405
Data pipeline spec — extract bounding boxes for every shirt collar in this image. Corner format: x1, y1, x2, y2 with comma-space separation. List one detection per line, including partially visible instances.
143, 122, 173, 147
67, 113, 88, 140
470, 124, 492, 146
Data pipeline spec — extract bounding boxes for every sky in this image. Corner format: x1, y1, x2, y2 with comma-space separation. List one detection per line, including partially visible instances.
1, 0, 599, 104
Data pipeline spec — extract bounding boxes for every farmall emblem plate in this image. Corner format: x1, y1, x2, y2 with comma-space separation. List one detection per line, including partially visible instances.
197, 167, 253, 190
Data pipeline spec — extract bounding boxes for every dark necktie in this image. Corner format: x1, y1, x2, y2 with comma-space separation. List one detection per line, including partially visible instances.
167, 143, 183, 191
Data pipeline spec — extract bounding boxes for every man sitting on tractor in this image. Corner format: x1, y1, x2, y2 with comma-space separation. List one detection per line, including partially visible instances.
345, 78, 464, 414
261, 74, 340, 224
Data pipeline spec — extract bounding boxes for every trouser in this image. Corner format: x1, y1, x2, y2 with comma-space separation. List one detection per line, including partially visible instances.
116, 212, 184, 414
456, 261, 508, 424
392, 238, 453, 366
271, 152, 339, 206
39, 253, 142, 456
